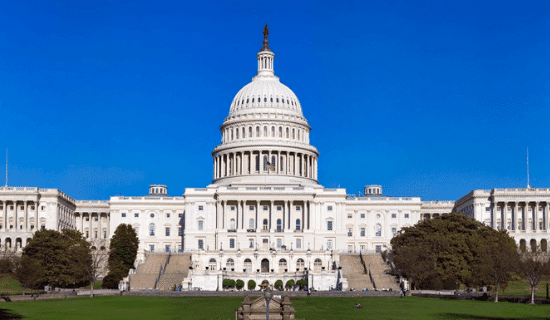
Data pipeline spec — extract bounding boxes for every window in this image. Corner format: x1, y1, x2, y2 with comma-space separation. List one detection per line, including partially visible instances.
263, 206, 268, 211
296, 239, 301, 248
198, 221, 203, 230
150, 245, 155, 252
249, 238, 254, 248
361, 213, 365, 218
327, 221, 333, 231
122, 213, 126, 217
178, 245, 183, 253
179, 213, 183, 218
347, 214, 352, 219
31, 206, 35, 210
328, 206, 333, 211
392, 228, 397, 236
327, 240, 333, 250
166, 213, 170, 218
86, 217, 89, 221
361, 228, 365, 237
10, 206, 13, 210
277, 219, 282, 231
277, 206, 282, 211
375, 224, 381, 237
198, 240, 204, 249
94, 231, 98, 238
86, 231, 89, 238
149, 223, 155, 236
135, 228, 139, 235
296, 206, 300, 211
230, 219, 235, 230
375, 245, 382, 253
41, 226, 45, 230
150, 213, 155, 218
94, 217, 98, 221
20, 206, 23, 210
249, 219, 254, 230
277, 239, 282, 248
41, 206, 44, 210
347, 228, 352, 237
135, 213, 139, 218
486, 207, 491, 212
296, 219, 301, 231
404, 213, 409, 218
231, 206, 235, 211
178, 227, 183, 236
229, 238, 235, 249
392, 213, 396, 218
165, 227, 170, 236
249, 206, 254, 211
104, 231, 107, 239
263, 219, 268, 230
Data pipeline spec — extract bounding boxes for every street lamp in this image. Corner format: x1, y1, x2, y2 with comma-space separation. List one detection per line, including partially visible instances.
234, 307, 238, 320
264, 286, 272, 320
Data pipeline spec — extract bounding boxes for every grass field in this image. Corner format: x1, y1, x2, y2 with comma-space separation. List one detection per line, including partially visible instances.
1, 296, 550, 320
497, 280, 550, 297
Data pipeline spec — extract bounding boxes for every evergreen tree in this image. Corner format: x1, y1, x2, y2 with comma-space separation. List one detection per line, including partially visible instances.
103, 224, 139, 289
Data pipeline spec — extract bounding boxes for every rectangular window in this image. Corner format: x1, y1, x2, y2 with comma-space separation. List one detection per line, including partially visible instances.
249, 239, 254, 248
122, 213, 126, 217
392, 213, 396, 218
198, 240, 204, 249
263, 206, 268, 211
94, 231, 97, 238
296, 206, 300, 211
135, 228, 139, 235
31, 206, 35, 210
198, 221, 203, 230
277, 239, 282, 248
165, 227, 170, 236
104, 231, 107, 239
165, 245, 170, 252
327, 240, 333, 250
249, 206, 254, 211
229, 238, 235, 248
404, 213, 409, 218
375, 245, 382, 253
178, 245, 183, 253
347, 228, 352, 237
41, 206, 44, 210
392, 227, 397, 236
296, 239, 301, 248
150, 245, 155, 252
231, 206, 235, 211
347, 214, 352, 218
198, 206, 204, 211
361, 228, 365, 237
166, 213, 170, 218
486, 207, 491, 212
277, 206, 282, 211
41, 226, 45, 230
178, 227, 183, 236
95, 217, 98, 221
134, 213, 139, 218
361, 213, 365, 218
179, 213, 183, 218
10, 206, 14, 210
327, 221, 333, 231
20, 206, 23, 210
328, 206, 333, 211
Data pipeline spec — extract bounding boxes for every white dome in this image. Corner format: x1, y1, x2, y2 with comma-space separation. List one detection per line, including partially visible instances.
228, 77, 303, 118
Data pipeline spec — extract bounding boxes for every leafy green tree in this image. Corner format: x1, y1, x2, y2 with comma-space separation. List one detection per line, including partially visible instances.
248, 280, 256, 290
517, 247, 550, 304
274, 280, 283, 289
23, 229, 91, 288
391, 213, 517, 290
14, 256, 44, 295
103, 224, 139, 289
285, 279, 295, 290
236, 280, 245, 290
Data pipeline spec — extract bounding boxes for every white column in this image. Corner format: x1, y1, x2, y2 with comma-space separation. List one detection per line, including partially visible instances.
270, 200, 274, 231
223, 201, 227, 230
256, 200, 260, 231
232, 153, 236, 176
535, 202, 539, 231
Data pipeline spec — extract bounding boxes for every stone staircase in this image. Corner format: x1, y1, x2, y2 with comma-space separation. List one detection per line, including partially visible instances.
157, 254, 192, 291
340, 254, 373, 290
129, 253, 169, 290
363, 254, 399, 290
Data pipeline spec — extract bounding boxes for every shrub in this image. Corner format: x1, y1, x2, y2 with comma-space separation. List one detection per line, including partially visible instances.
248, 280, 256, 290
285, 280, 295, 288
0, 258, 13, 274
236, 280, 244, 288
223, 279, 230, 288
228, 279, 236, 287
274, 280, 283, 288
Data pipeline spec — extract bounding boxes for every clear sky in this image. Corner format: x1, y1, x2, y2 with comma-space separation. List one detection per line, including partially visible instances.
1, 0, 549, 201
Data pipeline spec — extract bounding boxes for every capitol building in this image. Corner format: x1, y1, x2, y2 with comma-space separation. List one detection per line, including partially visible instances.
1, 27, 549, 291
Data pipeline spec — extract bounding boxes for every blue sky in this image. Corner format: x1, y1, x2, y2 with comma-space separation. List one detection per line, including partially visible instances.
1, 0, 549, 200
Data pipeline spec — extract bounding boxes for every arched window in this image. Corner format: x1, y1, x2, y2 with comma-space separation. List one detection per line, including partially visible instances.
292, 129, 295, 139
277, 219, 282, 231
256, 126, 260, 137
264, 126, 268, 137
227, 258, 234, 269
244, 258, 252, 272
296, 258, 305, 270
271, 126, 275, 137
314, 258, 322, 272
286, 127, 289, 138
249, 219, 254, 230
230, 219, 236, 230
231, 129, 233, 140
271, 156, 275, 169
263, 155, 268, 171
249, 127, 252, 138
256, 154, 260, 172
263, 219, 268, 230
149, 223, 155, 236
280, 156, 284, 171
279, 127, 282, 137
242, 127, 245, 138
375, 224, 381, 237
296, 219, 301, 231
297, 130, 300, 140
209, 258, 217, 271
236, 129, 239, 139
279, 258, 287, 270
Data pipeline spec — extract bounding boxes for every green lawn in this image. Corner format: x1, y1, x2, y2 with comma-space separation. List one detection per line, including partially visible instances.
497, 280, 550, 297
1, 296, 550, 320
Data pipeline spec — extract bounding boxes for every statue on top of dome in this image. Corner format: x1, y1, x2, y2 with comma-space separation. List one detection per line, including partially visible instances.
261, 24, 271, 52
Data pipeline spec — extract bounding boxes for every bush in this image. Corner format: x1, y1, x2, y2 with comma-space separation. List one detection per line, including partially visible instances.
228, 279, 236, 287
275, 280, 283, 288
0, 258, 13, 274
285, 280, 295, 288
102, 273, 121, 289
248, 280, 256, 290
223, 279, 230, 288
236, 280, 244, 288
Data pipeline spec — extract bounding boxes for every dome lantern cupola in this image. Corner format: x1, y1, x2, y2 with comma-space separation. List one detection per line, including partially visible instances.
257, 24, 275, 77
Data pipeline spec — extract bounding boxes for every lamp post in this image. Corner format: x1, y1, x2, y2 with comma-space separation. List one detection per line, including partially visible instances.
264, 286, 272, 320
234, 307, 238, 320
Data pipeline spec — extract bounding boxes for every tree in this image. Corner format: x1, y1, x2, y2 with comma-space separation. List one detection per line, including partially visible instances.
23, 229, 91, 288
104, 224, 139, 289
285, 280, 295, 290
14, 256, 44, 295
391, 213, 517, 290
517, 247, 550, 304
0, 246, 18, 274
236, 280, 245, 290
274, 280, 283, 290
77, 239, 109, 297
248, 280, 256, 290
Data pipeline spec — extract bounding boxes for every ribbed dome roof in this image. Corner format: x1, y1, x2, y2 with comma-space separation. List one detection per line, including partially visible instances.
228, 76, 303, 118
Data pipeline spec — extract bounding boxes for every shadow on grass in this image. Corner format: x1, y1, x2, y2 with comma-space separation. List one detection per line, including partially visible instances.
439, 314, 547, 320
0, 308, 23, 319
